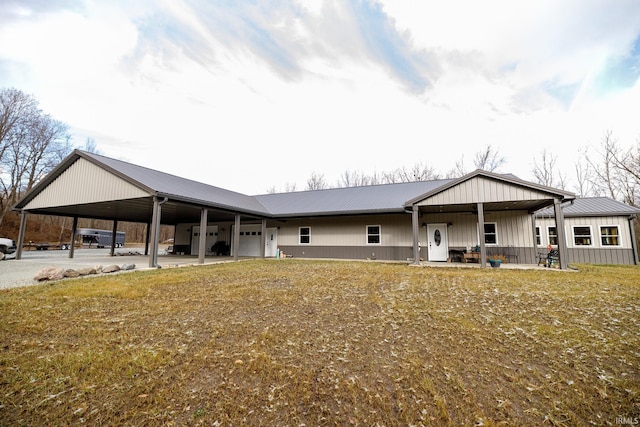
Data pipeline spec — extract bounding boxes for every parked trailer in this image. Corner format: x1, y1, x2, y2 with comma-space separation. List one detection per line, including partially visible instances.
76, 228, 125, 248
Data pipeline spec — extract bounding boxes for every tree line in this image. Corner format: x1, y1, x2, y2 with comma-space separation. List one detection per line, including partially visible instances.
270, 134, 640, 210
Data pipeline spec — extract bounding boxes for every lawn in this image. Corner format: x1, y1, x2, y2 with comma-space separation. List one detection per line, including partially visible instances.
1, 260, 639, 426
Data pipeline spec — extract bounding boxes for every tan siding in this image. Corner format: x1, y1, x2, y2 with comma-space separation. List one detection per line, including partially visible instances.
420, 176, 551, 206
535, 216, 633, 248
278, 211, 535, 251
25, 158, 149, 209
277, 214, 413, 247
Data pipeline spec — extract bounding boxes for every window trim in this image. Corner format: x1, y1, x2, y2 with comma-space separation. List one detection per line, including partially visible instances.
483, 222, 498, 246
535, 226, 541, 246
299, 226, 311, 245
572, 225, 593, 246
366, 225, 381, 245
600, 225, 621, 247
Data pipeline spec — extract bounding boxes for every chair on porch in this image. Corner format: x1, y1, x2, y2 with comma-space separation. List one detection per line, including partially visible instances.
505, 246, 519, 264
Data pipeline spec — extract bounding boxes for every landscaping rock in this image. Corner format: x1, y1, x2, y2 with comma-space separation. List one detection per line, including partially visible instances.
102, 265, 121, 273
34, 267, 66, 281
121, 263, 136, 271
77, 267, 97, 276
64, 269, 80, 278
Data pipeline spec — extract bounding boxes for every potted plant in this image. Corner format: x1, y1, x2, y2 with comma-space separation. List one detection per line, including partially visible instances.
488, 254, 507, 268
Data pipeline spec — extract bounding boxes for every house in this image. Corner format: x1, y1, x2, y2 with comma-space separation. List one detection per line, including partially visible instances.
12, 150, 640, 268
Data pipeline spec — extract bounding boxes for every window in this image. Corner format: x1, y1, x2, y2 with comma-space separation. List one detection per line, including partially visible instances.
573, 226, 592, 246
367, 225, 381, 244
483, 223, 497, 245
535, 226, 541, 246
547, 226, 558, 246
600, 226, 620, 246
299, 227, 310, 244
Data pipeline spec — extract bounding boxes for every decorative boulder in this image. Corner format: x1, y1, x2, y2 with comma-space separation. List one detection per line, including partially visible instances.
102, 264, 121, 273
34, 267, 66, 281
121, 264, 136, 271
64, 269, 80, 278
77, 267, 97, 276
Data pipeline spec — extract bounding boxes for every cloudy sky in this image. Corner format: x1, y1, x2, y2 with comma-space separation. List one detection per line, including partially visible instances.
1, 0, 639, 195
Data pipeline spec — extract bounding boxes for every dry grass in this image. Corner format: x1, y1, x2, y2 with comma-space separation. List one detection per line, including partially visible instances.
1, 260, 639, 426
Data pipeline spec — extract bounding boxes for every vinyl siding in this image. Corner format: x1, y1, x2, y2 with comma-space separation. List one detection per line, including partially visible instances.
535, 215, 637, 265
25, 158, 149, 209
418, 176, 551, 205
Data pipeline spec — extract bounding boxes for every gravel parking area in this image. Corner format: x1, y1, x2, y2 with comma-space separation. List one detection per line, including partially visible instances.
0, 247, 226, 290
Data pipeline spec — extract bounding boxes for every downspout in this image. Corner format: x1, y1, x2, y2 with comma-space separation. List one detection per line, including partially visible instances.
411, 205, 420, 265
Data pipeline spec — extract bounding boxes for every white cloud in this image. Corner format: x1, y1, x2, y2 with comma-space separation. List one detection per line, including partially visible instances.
0, 0, 639, 195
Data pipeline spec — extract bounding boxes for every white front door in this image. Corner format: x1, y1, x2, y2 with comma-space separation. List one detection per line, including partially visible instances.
265, 228, 278, 257
427, 223, 449, 261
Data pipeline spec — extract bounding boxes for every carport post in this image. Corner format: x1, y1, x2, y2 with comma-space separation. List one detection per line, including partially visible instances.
69, 217, 78, 259
149, 197, 166, 268
144, 222, 151, 256
234, 214, 240, 261
110, 220, 118, 257
16, 211, 28, 260
198, 208, 208, 264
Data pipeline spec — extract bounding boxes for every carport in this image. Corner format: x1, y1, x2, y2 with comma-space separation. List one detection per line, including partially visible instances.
12, 150, 272, 268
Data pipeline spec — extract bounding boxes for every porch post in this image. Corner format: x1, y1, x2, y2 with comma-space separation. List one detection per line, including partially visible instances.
531, 214, 539, 261
110, 220, 118, 256
477, 202, 486, 267
16, 211, 28, 260
69, 216, 78, 259
260, 218, 267, 258
411, 205, 420, 265
198, 208, 208, 264
234, 214, 241, 261
554, 199, 569, 270
629, 216, 639, 265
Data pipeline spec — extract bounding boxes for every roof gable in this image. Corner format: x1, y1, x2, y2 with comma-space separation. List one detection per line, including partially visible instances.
19, 157, 151, 210
405, 170, 575, 207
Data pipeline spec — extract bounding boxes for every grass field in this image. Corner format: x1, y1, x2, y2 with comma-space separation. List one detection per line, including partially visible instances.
1, 260, 639, 426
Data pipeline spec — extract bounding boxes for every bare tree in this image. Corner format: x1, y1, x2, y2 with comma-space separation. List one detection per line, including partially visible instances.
532, 149, 566, 189
586, 130, 625, 199
306, 172, 327, 191
474, 144, 506, 172
84, 137, 100, 154
0, 88, 71, 227
573, 148, 597, 197
446, 154, 467, 178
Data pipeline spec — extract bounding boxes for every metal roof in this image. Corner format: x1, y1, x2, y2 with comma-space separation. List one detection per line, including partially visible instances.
535, 197, 640, 218
14, 151, 636, 223
80, 151, 271, 215
255, 179, 453, 217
